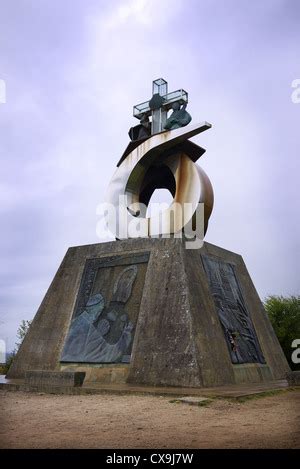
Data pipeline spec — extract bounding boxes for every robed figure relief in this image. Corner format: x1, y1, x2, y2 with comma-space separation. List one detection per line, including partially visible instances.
61, 265, 137, 363
202, 256, 265, 365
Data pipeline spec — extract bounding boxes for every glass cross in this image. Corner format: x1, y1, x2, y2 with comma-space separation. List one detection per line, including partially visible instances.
133, 78, 188, 135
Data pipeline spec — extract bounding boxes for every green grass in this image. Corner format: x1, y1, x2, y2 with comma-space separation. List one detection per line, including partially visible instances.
169, 387, 299, 405
169, 398, 213, 407
231, 387, 297, 403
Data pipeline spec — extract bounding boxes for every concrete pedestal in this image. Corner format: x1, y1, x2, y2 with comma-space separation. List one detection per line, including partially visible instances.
7, 238, 290, 387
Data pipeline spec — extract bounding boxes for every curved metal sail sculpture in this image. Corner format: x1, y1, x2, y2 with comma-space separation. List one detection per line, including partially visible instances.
105, 122, 214, 240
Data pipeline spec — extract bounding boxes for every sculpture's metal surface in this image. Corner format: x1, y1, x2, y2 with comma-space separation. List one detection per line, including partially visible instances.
133, 78, 190, 135
105, 79, 214, 241
128, 114, 151, 141
60, 252, 149, 364
164, 102, 192, 130
105, 122, 214, 239
61, 265, 139, 363
201, 255, 266, 364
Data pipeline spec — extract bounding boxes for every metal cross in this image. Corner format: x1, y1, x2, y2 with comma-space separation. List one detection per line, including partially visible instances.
133, 78, 188, 135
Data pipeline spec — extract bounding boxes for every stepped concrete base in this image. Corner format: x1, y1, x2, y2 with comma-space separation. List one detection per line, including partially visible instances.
0, 375, 293, 400
60, 364, 129, 384
286, 371, 300, 386
25, 370, 86, 388
6, 238, 290, 388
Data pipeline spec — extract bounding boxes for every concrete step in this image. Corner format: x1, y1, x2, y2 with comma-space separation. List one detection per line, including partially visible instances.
0, 375, 293, 400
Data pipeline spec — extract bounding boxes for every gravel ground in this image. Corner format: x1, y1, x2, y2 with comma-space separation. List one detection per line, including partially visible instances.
0, 389, 299, 448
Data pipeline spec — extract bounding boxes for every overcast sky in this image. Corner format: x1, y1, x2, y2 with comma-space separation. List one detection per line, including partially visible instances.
0, 0, 299, 352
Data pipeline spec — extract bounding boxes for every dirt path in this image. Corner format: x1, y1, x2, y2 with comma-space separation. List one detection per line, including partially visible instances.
0, 389, 299, 448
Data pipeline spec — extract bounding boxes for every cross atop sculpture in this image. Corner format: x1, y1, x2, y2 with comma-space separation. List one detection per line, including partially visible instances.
132, 78, 192, 136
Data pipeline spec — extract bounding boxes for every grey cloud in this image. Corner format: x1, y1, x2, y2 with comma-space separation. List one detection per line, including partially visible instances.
0, 0, 299, 349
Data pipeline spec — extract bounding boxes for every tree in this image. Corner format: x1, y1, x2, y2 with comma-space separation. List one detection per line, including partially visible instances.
15, 319, 32, 350
0, 319, 32, 375
264, 295, 300, 370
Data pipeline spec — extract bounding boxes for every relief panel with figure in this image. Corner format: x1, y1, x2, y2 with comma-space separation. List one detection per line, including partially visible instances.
201, 255, 265, 364
61, 253, 149, 364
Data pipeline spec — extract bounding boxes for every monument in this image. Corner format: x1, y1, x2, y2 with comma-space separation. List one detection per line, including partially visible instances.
7, 79, 290, 388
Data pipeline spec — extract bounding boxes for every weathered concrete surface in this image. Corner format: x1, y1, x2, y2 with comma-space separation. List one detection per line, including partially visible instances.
286, 371, 300, 386
25, 370, 85, 387
7, 238, 155, 380
233, 363, 273, 384
0, 375, 290, 399
60, 364, 129, 384
128, 240, 235, 387
7, 238, 290, 387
